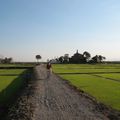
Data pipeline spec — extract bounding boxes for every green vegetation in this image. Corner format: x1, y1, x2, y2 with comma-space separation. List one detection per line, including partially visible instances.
53, 64, 120, 110
53, 64, 120, 69
53, 64, 120, 73
0, 68, 31, 105
0, 75, 23, 103
0, 69, 27, 75
53, 68, 120, 74
0, 63, 34, 67
0, 76, 18, 92
96, 73, 120, 81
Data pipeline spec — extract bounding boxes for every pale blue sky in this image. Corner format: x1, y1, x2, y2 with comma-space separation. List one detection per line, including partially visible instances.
0, 0, 120, 61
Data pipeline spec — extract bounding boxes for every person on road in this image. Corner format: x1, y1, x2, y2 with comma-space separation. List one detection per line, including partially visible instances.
46, 62, 52, 78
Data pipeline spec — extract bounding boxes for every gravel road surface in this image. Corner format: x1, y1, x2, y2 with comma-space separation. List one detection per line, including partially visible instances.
31, 65, 109, 120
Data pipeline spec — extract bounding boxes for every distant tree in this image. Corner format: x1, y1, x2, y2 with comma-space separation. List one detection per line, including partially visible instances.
2, 57, 13, 64
36, 55, 42, 63
63, 54, 69, 63
58, 56, 64, 63
92, 55, 106, 63
83, 51, 91, 62
99, 55, 106, 62
91, 55, 99, 63
55, 58, 59, 63
8, 57, 13, 63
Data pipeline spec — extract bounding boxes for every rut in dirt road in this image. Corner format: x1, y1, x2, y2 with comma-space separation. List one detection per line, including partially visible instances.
31, 65, 110, 120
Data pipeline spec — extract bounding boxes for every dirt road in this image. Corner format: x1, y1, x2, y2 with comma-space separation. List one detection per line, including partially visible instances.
30, 65, 110, 120
5, 65, 119, 120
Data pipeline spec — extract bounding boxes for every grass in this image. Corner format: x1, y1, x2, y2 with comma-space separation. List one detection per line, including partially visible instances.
0, 69, 31, 105
53, 64, 120, 73
0, 76, 20, 103
0, 76, 18, 91
53, 64, 120, 69
96, 73, 120, 81
53, 68, 120, 73
0, 69, 27, 75
53, 64, 120, 110
0, 63, 34, 67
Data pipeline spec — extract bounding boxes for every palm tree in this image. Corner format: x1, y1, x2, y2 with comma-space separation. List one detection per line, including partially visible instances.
83, 51, 91, 62
36, 55, 42, 64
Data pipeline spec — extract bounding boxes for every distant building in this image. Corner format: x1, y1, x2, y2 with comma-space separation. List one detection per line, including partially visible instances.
70, 50, 86, 63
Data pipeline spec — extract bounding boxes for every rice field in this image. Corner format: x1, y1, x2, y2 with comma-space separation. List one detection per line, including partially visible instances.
0, 64, 32, 105
53, 64, 120, 111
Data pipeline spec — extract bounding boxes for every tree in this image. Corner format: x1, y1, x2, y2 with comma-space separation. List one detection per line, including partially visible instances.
1, 57, 13, 63
8, 57, 13, 63
92, 55, 106, 63
99, 55, 106, 62
63, 54, 69, 63
83, 51, 91, 62
58, 56, 64, 63
36, 55, 42, 63
92, 55, 99, 63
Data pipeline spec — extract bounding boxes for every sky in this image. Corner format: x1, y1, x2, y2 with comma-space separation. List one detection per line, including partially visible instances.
0, 0, 120, 62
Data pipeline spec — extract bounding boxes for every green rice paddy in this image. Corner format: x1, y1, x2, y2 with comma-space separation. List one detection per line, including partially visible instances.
53, 64, 120, 111
0, 69, 27, 75
0, 65, 32, 105
95, 73, 120, 81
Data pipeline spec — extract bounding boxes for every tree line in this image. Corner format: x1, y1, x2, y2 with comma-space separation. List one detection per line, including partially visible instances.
0, 57, 13, 64
50, 50, 106, 64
